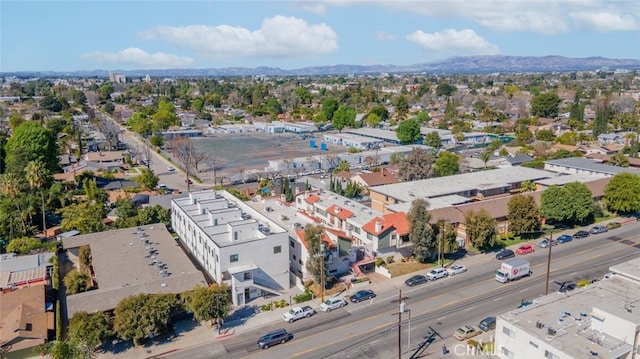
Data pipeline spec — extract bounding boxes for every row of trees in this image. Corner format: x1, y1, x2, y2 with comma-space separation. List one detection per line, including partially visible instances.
39, 284, 230, 358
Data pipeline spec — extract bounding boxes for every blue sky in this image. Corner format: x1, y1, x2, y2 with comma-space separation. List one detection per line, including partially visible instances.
1, 0, 639, 72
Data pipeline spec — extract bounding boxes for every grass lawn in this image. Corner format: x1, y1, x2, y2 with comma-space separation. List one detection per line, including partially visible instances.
387, 261, 432, 277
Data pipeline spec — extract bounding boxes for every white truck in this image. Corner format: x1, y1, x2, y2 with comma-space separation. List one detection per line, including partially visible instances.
282, 305, 316, 323
495, 258, 531, 283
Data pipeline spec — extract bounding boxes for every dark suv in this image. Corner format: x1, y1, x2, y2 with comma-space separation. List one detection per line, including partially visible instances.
496, 249, 515, 260
257, 329, 293, 349
573, 230, 590, 239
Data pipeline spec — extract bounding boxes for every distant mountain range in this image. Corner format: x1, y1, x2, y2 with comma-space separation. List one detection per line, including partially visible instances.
4, 55, 640, 78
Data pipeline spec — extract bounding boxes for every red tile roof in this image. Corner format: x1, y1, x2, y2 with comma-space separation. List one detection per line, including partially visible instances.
324, 226, 356, 242
362, 212, 408, 236
326, 205, 354, 220
355, 170, 399, 187
295, 229, 336, 250
305, 194, 321, 204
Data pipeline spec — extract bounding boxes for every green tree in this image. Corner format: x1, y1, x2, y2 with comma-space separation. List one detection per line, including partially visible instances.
407, 199, 436, 263
531, 92, 561, 118
114, 293, 178, 347
435, 83, 457, 97
434, 151, 460, 177
423, 131, 442, 148
322, 98, 339, 122
520, 180, 537, 192
369, 105, 389, 121
60, 202, 106, 234
479, 151, 492, 168
64, 269, 90, 294
127, 112, 153, 135
416, 111, 431, 123
535, 129, 555, 141
136, 168, 160, 190
137, 205, 171, 228
0, 172, 27, 234
507, 195, 540, 236
364, 113, 381, 128
67, 311, 111, 352
604, 172, 640, 213
26, 160, 50, 236
149, 135, 164, 148
5, 121, 59, 175
303, 224, 326, 283
540, 183, 593, 224
97, 82, 115, 101
395, 118, 421, 144
191, 98, 205, 113
551, 148, 575, 160
182, 284, 229, 324
332, 160, 350, 173
609, 152, 630, 167
464, 209, 496, 250
332, 105, 356, 132
6, 236, 42, 255
394, 95, 410, 118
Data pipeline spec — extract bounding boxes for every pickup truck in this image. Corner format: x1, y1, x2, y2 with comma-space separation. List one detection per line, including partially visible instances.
282, 305, 316, 323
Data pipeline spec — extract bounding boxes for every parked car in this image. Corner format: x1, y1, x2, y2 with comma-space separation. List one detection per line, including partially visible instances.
607, 222, 622, 230
538, 238, 558, 248
349, 289, 376, 303
515, 243, 535, 255
573, 230, 590, 239
320, 297, 347, 312
453, 325, 480, 341
447, 264, 467, 276
282, 306, 316, 323
478, 316, 497, 332
257, 328, 293, 349
405, 275, 428, 287
556, 234, 573, 243
426, 267, 449, 280
590, 225, 608, 234
167, 166, 175, 172
496, 249, 515, 260
558, 281, 577, 293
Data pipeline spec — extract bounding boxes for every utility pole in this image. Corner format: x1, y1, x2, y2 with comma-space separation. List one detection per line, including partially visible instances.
320, 243, 325, 303
545, 228, 553, 295
398, 289, 402, 359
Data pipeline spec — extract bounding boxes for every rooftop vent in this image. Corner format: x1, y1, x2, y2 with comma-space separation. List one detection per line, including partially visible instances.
547, 327, 557, 336
536, 321, 545, 329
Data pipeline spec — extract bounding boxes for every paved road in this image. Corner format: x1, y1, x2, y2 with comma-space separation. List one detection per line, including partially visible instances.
165, 221, 640, 359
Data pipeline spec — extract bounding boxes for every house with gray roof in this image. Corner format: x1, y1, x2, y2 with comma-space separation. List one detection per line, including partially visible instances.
545, 157, 640, 177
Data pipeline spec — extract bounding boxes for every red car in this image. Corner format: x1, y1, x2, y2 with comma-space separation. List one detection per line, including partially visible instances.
515, 243, 535, 255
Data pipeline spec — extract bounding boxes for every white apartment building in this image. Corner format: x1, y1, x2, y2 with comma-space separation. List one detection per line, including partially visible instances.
495, 257, 640, 359
171, 190, 290, 306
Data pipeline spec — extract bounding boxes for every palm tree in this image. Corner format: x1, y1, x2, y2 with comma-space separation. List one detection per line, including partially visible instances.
479, 151, 492, 169
521, 180, 537, 193
26, 160, 50, 236
0, 173, 26, 234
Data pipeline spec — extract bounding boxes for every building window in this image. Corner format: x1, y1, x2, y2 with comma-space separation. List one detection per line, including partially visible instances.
529, 341, 538, 348
500, 346, 514, 359
234, 231, 239, 241
354, 227, 361, 234
214, 218, 218, 226
544, 350, 559, 359
274, 245, 282, 254
298, 259, 302, 265
230, 254, 238, 262
502, 326, 514, 338
292, 255, 297, 260
290, 239, 296, 248
367, 233, 373, 240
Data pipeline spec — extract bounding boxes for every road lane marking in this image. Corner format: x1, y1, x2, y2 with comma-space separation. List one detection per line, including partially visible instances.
518, 288, 528, 293
282, 246, 638, 359
493, 297, 503, 301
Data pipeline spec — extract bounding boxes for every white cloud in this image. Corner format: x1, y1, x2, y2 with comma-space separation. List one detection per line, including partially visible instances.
407, 29, 500, 55
80, 48, 194, 68
138, 16, 338, 60
294, 2, 327, 15
305, 0, 639, 34
570, 11, 637, 31
375, 31, 395, 41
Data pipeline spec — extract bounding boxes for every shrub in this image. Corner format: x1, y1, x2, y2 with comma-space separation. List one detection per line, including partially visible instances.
386, 256, 395, 264
375, 257, 385, 267
279, 299, 288, 307
294, 288, 313, 303
577, 279, 591, 287
351, 277, 369, 284
260, 304, 271, 311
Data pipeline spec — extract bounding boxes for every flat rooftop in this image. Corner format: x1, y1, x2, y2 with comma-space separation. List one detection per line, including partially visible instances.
370, 167, 551, 202
62, 223, 207, 316
535, 173, 604, 186
500, 276, 638, 358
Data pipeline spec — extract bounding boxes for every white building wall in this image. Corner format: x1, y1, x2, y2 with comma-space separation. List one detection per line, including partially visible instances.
171, 190, 290, 306
495, 320, 575, 359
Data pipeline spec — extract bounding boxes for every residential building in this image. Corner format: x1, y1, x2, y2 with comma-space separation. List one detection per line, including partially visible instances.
171, 190, 289, 306
322, 133, 384, 150
351, 169, 399, 192
494, 256, 640, 359
369, 167, 552, 213
545, 157, 640, 177
0, 252, 54, 291
62, 223, 207, 317
0, 285, 53, 358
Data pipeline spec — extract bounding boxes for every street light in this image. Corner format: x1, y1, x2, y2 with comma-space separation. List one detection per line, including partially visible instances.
400, 302, 411, 354
544, 223, 554, 295
320, 243, 326, 303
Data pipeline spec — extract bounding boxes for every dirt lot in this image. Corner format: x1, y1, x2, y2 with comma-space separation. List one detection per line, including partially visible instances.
184, 131, 342, 182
